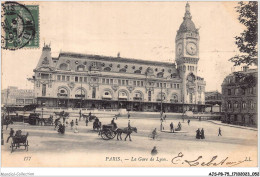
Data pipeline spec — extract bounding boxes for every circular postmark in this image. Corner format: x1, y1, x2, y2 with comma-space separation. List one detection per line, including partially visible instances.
1, 1, 36, 50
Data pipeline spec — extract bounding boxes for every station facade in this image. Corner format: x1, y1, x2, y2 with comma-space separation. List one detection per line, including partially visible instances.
33, 3, 206, 112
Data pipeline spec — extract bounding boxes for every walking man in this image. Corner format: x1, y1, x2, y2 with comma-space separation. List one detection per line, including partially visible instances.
85, 118, 89, 126
79, 110, 82, 121
128, 113, 130, 119
218, 127, 222, 136
201, 128, 205, 139
170, 122, 173, 133
152, 128, 157, 140
6, 128, 14, 143
70, 120, 74, 130
188, 119, 190, 125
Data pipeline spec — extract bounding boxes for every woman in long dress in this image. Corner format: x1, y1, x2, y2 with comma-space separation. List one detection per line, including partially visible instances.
196, 128, 201, 139
201, 128, 205, 139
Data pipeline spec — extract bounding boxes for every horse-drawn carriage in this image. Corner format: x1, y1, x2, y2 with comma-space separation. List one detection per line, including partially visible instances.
82, 114, 96, 122
100, 124, 117, 140
100, 124, 137, 141
28, 113, 53, 126
10, 130, 29, 153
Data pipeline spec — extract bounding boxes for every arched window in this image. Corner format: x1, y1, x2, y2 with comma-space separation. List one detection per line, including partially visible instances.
77, 65, 85, 71
60, 63, 68, 70
133, 91, 143, 101
157, 92, 166, 101
58, 87, 69, 97
170, 94, 178, 103
75, 89, 86, 98
157, 72, 164, 78
102, 90, 112, 100
227, 101, 232, 109
250, 100, 255, 109
104, 67, 111, 72
119, 68, 126, 73
242, 101, 247, 109
233, 101, 238, 108
118, 91, 128, 100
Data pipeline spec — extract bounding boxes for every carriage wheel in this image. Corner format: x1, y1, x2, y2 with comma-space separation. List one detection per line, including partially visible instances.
100, 131, 110, 140
26, 140, 29, 151
105, 130, 116, 139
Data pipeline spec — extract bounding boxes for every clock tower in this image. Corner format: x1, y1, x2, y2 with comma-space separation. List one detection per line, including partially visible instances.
175, 2, 200, 106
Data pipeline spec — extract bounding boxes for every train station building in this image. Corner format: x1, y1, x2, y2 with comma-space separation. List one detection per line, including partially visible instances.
32, 3, 206, 112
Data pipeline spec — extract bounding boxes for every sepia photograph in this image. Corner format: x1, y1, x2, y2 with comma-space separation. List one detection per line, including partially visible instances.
1, 0, 259, 174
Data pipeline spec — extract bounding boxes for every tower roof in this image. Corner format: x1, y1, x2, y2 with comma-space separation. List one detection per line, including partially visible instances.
177, 2, 198, 34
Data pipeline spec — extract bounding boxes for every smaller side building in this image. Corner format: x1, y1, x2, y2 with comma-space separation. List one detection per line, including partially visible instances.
1, 86, 35, 106
221, 67, 257, 127
205, 91, 222, 113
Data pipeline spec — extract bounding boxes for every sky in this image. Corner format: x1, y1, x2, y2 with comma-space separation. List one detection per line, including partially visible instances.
1, 1, 251, 92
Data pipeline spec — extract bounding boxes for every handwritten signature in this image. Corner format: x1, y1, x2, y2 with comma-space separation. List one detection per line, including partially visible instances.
171, 152, 252, 167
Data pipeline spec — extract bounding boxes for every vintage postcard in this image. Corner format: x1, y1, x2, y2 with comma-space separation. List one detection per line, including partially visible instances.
1, 0, 258, 172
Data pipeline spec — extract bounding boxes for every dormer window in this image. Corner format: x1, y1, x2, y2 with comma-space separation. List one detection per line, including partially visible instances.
77, 65, 85, 71
60, 63, 68, 70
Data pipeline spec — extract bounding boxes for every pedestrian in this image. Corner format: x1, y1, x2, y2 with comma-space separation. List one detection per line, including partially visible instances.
164, 115, 166, 121
201, 128, 205, 139
79, 110, 82, 120
188, 119, 190, 125
76, 119, 78, 126
152, 128, 157, 140
128, 113, 130, 119
6, 128, 14, 143
170, 122, 173, 133
70, 120, 74, 130
196, 128, 201, 139
151, 146, 158, 156
85, 118, 89, 126
218, 127, 222, 136
65, 121, 69, 127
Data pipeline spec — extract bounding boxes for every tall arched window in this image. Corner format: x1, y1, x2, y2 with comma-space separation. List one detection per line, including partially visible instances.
170, 94, 178, 103
75, 89, 86, 98
118, 91, 128, 100
77, 65, 85, 71
133, 91, 143, 101
157, 92, 166, 101
58, 87, 69, 97
102, 90, 113, 100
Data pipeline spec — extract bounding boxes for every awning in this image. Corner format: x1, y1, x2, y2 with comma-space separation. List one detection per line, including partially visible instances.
102, 95, 112, 99
118, 95, 128, 99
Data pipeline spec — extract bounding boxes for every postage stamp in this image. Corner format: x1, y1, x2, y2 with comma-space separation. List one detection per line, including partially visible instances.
1, 1, 39, 50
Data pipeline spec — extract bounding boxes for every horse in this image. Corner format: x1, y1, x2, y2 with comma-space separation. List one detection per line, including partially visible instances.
115, 127, 137, 141
54, 118, 61, 129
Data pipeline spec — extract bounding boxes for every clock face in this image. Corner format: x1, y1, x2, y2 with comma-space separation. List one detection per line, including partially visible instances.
177, 43, 183, 56
186, 42, 197, 55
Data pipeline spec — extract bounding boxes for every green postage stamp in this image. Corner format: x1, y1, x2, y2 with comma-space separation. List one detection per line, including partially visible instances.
1, 1, 39, 50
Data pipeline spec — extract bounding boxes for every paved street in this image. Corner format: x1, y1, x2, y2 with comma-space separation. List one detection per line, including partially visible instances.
1, 115, 258, 167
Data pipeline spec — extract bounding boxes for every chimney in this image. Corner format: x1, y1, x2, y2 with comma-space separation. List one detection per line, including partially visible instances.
243, 66, 249, 72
